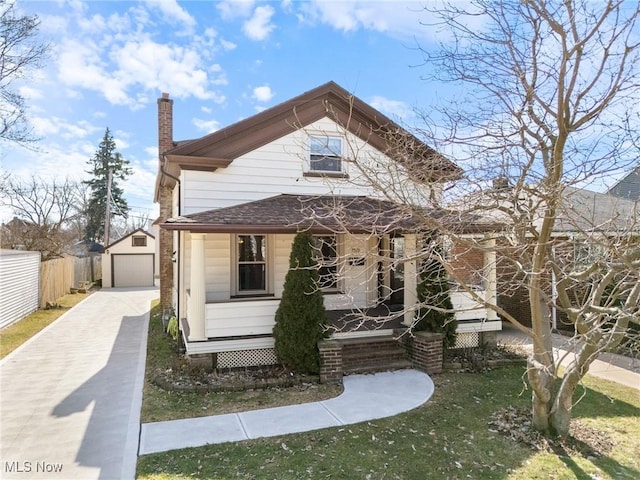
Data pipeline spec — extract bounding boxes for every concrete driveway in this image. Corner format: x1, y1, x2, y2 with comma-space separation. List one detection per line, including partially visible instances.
1, 287, 158, 480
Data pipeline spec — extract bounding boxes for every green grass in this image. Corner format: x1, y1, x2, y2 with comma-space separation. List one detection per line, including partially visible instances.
0, 291, 90, 359
141, 302, 342, 423
137, 365, 640, 479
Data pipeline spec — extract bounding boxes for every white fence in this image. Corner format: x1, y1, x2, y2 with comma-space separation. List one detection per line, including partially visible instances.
0, 252, 103, 329
0, 250, 41, 329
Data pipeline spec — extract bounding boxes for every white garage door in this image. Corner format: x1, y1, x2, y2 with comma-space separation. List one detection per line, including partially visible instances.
112, 254, 154, 287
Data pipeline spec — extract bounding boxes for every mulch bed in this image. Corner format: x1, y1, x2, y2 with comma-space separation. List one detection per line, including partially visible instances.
153, 364, 320, 393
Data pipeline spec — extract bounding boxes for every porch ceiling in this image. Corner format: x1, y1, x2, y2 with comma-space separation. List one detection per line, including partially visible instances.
161, 194, 495, 234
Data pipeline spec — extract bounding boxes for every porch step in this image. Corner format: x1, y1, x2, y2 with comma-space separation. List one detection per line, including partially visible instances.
344, 359, 414, 375
340, 336, 411, 375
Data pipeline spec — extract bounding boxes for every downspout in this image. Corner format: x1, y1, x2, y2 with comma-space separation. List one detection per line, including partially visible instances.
160, 154, 181, 194
160, 154, 182, 338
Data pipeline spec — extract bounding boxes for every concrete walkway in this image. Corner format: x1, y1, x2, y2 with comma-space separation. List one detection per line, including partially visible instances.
0, 287, 158, 480
498, 323, 640, 391
140, 369, 434, 455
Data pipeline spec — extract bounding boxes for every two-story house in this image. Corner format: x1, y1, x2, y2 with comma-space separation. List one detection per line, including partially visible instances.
154, 82, 501, 370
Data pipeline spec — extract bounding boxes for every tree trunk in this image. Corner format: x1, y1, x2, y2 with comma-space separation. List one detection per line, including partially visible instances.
527, 356, 553, 431
528, 268, 555, 432
549, 340, 597, 438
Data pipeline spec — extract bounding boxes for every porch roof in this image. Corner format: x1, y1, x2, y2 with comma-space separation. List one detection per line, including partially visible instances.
161, 194, 496, 234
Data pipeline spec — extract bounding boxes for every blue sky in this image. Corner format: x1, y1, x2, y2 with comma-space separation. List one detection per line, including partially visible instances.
2, 0, 463, 223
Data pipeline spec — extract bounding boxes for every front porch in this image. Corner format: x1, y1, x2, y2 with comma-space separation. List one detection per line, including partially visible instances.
181, 286, 501, 369
166, 195, 501, 370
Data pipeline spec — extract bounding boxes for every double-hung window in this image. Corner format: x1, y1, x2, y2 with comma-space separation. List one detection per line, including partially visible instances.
237, 235, 267, 293
313, 235, 339, 291
310, 135, 343, 173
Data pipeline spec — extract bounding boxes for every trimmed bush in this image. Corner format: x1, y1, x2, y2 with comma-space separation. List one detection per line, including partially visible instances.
273, 231, 326, 374
414, 245, 457, 349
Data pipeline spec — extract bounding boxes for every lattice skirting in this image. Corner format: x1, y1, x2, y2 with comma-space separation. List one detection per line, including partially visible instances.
453, 332, 480, 349
217, 348, 278, 368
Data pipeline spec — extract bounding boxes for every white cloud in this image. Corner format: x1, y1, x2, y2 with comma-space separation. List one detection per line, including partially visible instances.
220, 39, 237, 50
369, 96, 413, 121
18, 86, 43, 100
144, 146, 159, 158
217, 0, 255, 20
30, 116, 101, 140
56, 36, 225, 108
252, 85, 275, 102
144, 0, 196, 26
193, 117, 221, 133
243, 5, 276, 41
296, 0, 468, 42
77, 13, 107, 33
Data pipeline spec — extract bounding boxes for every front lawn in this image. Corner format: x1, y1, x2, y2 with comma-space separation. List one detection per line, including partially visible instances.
137, 362, 640, 479
141, 301, 341, 423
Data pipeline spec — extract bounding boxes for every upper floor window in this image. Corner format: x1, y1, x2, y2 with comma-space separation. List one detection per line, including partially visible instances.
132, 235, 147, 247
310, 135, 342, 173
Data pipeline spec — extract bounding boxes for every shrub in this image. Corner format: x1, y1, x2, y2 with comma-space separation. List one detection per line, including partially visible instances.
273, 231, 327, 374
414, 245, 457, 349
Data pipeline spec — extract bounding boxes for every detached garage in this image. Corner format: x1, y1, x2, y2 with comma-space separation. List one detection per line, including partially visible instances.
102, 229, 156, 288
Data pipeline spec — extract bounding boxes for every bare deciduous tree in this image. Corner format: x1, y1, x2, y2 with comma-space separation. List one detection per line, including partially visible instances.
301, 0, 639, 439
0, 0, 48, 146
0, 175, 83, 260
414, 0, 640, 437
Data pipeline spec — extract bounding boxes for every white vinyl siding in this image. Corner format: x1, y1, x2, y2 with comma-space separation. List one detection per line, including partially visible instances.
192, 233, 376, 310
0, 250, 40, 328
273, 234, 294, 298
180, 117, 390, 214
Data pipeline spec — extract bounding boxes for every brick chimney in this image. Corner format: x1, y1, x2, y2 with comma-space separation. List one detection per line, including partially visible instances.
158, 92, 173, 155
157, 92, 174, 315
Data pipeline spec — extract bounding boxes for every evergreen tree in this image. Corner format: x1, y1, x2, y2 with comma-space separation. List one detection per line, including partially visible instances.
273, 231, 326, 374
414, 244, 457, 349
83, 128, 131, 242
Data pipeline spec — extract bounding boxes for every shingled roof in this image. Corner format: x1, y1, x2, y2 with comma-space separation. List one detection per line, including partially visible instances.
158, 82, 462, 190
162, 194, 493, 234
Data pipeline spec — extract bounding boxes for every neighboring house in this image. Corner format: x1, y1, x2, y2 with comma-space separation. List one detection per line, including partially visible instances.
496, 186, 639, 329
154, 81, 501, 368
102, 229, 156, 288
607, 163, 640, 200
72, 240, 104, 257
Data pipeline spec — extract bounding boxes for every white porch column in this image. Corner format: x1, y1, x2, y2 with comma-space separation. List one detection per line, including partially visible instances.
483, 236, 499, 320
187, 233, 206, 341
403, 234, 418, 326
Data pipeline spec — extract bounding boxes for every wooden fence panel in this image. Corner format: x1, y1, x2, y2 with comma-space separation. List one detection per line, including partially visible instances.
39, 257, 75, 308
73, 255, 102, 286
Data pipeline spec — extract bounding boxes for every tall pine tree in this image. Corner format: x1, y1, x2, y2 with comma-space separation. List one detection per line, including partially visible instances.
273, 231, 327, 374
84, 128, 131, 242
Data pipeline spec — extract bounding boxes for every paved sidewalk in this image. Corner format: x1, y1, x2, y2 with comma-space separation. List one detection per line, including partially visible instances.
498, 323, 640, 391
140, 369, 434, 455
1, 287, 158, 480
